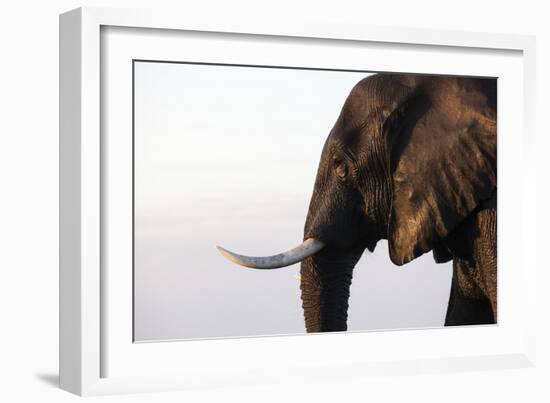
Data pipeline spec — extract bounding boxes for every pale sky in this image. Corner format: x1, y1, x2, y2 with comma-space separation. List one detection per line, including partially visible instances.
133, 61, 452, 341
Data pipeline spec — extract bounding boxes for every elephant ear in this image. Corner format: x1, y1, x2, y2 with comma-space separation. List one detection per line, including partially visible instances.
387, 79, 496, 265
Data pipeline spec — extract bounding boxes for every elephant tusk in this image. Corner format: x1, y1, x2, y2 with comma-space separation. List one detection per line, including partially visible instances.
216, 238, 325, 269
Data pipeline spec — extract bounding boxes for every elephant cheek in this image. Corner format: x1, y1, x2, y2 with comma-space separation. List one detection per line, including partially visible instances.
299, 252, 357, 332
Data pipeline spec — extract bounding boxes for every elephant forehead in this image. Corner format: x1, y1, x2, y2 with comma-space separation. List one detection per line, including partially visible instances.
325, 124, 366, 153
332, 75, 416, 137
349, 74, 414, 105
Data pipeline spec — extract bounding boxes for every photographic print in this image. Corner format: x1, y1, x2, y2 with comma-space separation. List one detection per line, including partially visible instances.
133, 62, 496, 342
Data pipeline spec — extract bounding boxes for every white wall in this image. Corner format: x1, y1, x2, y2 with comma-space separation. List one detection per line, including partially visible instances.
1, 0, 548, 402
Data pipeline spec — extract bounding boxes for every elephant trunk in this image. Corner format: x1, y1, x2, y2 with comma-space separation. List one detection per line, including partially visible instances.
300, 248, 361, 332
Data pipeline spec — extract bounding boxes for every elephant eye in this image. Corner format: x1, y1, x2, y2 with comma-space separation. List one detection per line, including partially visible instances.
335, 162, 348, 179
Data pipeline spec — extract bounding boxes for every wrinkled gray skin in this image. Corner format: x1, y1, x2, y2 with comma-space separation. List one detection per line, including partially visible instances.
301, 74, 497, 332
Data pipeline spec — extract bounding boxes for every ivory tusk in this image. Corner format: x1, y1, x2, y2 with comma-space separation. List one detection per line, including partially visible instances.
216, 238, 324, 269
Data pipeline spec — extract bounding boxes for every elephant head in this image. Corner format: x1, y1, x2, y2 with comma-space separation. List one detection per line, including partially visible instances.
218, 74, 496, 332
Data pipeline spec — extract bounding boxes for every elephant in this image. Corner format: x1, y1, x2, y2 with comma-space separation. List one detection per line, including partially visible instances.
217, 73, 497, 332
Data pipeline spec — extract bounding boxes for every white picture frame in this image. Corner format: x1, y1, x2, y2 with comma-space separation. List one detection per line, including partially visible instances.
59, 6, 537, 396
